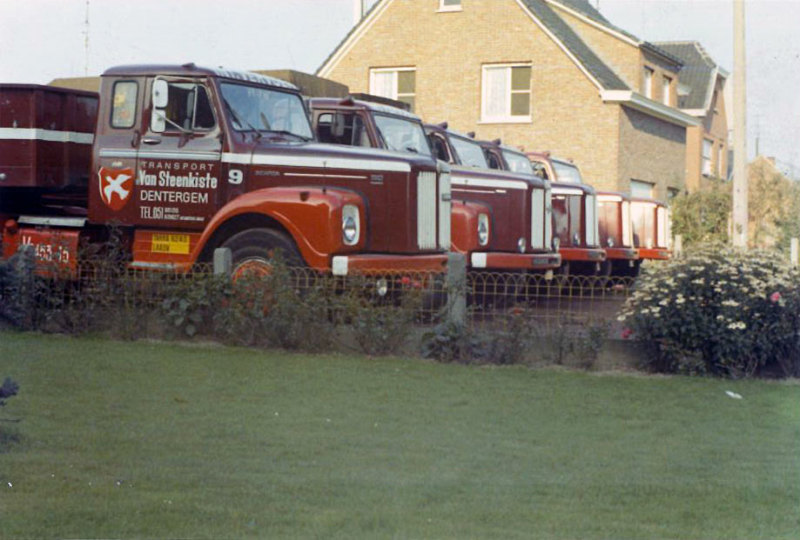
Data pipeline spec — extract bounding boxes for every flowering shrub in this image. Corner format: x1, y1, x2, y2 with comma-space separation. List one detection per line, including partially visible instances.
619, 246, 800, 377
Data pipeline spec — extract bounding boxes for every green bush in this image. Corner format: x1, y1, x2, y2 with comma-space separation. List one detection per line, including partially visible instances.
619, 246, 800, 377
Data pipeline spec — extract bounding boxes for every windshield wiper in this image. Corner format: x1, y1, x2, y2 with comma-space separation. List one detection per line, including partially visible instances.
264, 129, 311, 142
222, 97, 262, 139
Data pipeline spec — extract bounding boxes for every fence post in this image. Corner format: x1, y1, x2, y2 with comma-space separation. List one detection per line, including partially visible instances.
213, 247, 232, 276
791, 238, 799, 267
673, 235, 683, 259
13, 244, 36, 328
446, 252, 467, 326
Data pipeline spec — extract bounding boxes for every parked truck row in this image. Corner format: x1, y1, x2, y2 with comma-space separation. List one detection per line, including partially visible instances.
0, 63, 669, 288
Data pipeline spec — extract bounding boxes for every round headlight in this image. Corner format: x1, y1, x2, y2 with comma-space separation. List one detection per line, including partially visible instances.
342, 204, 360, 246
552, 236, 561, 252
343, 216, 358, 244
517, 237, 526, 253
607, 236, 615, 248
477, 214, 490, 246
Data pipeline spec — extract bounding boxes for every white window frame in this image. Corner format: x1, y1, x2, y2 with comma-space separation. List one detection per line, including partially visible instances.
662, 75, 672, 106
480, 63, 532, 124
437, 0, 462, 12
702, 138, 713, 177
369, 67, 416, 109
642, 66, 654, 99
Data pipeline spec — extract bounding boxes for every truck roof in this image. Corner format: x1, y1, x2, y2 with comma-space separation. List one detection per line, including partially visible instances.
101, 64, 299, 91
309, 96, 421, 121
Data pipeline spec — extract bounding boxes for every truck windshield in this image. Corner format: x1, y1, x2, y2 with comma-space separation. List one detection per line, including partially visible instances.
552, 160, 583, 183
450, 135, 488, 168
502, 149, 535, 175
220, 83, 312, 140
373, 113, 430, 156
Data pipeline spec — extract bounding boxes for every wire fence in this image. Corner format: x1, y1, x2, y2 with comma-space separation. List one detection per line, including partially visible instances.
0, 251, 633, 341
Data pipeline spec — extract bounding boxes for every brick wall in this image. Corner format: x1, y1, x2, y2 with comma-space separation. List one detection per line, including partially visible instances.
322, 0, 687, 196
618, 107, 686, 200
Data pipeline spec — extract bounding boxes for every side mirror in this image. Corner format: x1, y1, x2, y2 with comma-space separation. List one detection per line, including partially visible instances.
152, 79, 169, 109
150, 79, 169, 133
331, 112, 347, 138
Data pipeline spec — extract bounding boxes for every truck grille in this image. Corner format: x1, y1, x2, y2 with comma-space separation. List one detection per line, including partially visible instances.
531, 188, 545, 249
585, 194, 599, 247
438, 170, 451, 250
622, 201, 632, 246
417, 171, 438, 250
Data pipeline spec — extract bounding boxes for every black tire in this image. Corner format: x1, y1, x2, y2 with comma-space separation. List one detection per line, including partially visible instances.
221, 228, 303, 277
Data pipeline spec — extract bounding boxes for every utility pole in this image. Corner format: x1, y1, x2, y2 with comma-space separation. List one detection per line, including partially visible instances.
732, 0, 748, 248
83, 0, 90, 76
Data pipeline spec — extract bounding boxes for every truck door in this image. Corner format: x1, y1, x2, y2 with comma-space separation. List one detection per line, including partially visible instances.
90, 77, 144, 225
135, 77, 222, 230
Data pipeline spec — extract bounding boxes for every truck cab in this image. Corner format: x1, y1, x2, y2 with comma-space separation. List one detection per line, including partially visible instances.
2, 64, 452, 277
424, 124, 560, 273
308, 97, 559, 273
521, 152, 607, 275
630, 197, 671, 261
596, 192, 640, 276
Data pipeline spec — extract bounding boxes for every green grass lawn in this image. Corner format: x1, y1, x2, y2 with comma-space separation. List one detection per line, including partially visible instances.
1, 332, 798, 539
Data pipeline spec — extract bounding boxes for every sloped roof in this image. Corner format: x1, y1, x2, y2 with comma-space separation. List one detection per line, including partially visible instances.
520, 0, 628, 90
318, 0, 628, 91
655, 41, 721, 110
547, 0, 682, 67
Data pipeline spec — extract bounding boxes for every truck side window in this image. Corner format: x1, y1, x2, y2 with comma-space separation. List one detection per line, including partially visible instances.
532, 162, 549, 180
111, 81, 138, 129
428, 134, 450, 162
162, 83, 215, 132
485, 150, 502, 170
316, 112, 368, 147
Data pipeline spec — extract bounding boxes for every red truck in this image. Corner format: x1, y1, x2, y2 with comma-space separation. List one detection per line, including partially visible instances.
307, 97, 560, 273
527, 152, 639, 275
523, 152, 607, 275
630, 197, 671, 261
0, 64, 452, 278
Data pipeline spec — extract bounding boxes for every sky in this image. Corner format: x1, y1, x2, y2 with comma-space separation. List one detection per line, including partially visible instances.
1, 0, 798, 176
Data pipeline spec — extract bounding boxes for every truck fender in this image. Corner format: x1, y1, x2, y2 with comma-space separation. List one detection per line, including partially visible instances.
193, 186, 366, 270
450, 199, 491, 254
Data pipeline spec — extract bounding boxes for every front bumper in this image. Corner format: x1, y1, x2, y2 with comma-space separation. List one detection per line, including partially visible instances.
331, 253, 448, 276
558, 247, 607, 263
469, 251, 561, 271
637, 248, 671, 260
604, 247, 639, 261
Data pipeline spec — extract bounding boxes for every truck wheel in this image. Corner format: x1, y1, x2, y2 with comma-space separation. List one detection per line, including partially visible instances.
221, 228, 303, 279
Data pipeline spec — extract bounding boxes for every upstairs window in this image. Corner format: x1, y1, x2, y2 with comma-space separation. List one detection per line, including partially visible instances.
662, 75, 672, 106
642, 66, 654, 99
369, 68, 416, 112
702, 138, 713, 176
438, 0, 462, 11
481, 64, 532, 123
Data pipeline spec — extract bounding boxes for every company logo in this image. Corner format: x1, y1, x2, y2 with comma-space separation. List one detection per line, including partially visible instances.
98, 167, 134, 211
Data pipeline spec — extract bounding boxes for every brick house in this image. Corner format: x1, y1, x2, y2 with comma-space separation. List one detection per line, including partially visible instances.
655, 41, 729, 192
317, 0, 699, 200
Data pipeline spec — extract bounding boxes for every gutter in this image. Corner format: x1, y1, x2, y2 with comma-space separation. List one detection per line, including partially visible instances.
600, 90, 700, 127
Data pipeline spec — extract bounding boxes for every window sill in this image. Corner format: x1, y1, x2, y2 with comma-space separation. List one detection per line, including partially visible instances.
478, 117, 532, 125
436, 7, 463, 13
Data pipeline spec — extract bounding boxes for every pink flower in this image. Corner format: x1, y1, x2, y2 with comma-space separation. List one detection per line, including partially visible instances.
621, 328, 633, 340
770, 291, 781, 303
400, 276, 412, 286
